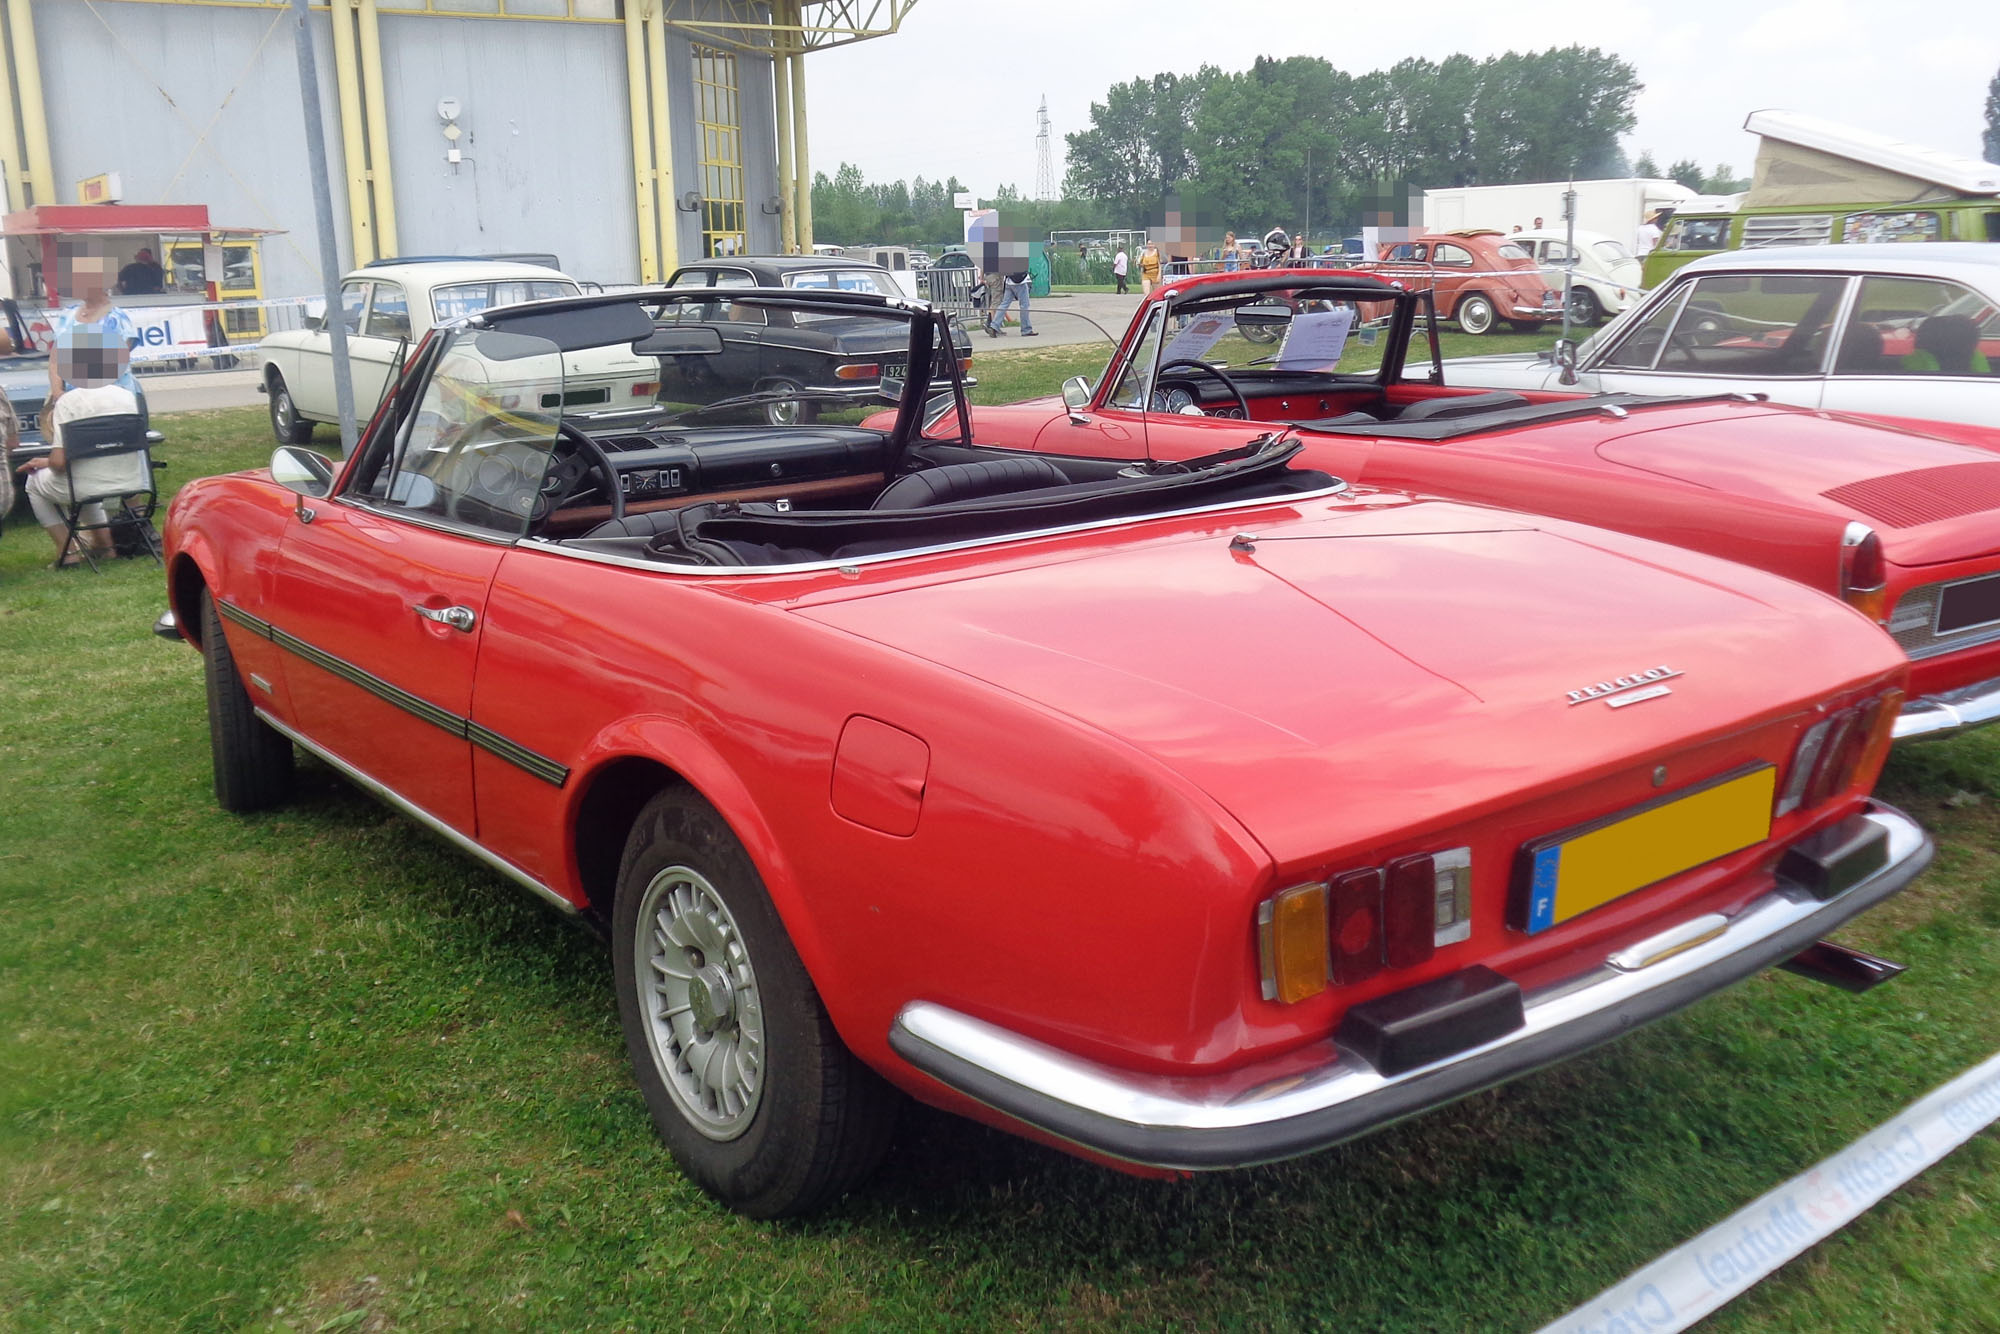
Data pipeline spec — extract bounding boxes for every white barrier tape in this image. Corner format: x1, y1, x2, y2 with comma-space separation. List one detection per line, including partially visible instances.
131, 341, 267, 366
1536, 1046, 2000, 1334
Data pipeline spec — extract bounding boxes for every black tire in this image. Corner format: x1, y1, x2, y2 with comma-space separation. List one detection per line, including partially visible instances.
1456, 292, 1497, 335
200, 588, 295, 813
758, 379, 819, 427
613, 787, 898, 1218
268, 373, 314, 445
1567, 286, 1602, 326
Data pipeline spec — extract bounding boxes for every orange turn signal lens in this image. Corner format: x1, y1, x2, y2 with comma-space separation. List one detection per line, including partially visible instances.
834, 362, 881, 381
1258, 883, 1330, 1004
1851, 689, 1904, 789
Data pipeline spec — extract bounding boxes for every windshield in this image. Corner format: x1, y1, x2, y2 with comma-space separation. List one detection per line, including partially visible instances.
1496, 242, 1532, 263
432, 278, 582, 323
606, 294, 948, 428
1592, 239, 1634, 264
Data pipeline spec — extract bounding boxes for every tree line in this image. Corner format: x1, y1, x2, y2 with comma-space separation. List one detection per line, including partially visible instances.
1062, 48, 1649, 231
803, 45, 1795, 248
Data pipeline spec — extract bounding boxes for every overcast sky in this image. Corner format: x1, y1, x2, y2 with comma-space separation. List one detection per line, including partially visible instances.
808, 0, 1998, 198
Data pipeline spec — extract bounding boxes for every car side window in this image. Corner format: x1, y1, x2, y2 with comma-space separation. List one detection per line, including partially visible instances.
1598, 286, 1691, 370
358, 328, 567, 539
1431, 244, 1473, 267
1647, 275, 1847, 376
1106, 308, 1167, 410
667, 270, 713, 288
338, 281, 368, 335
365, 281, 411, 340
1385, 243, 1428, 262
1835, 277, 1998, 377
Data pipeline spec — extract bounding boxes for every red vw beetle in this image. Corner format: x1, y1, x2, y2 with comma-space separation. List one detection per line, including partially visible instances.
161, 287, 1928, 1216
945, 269, 2000, 742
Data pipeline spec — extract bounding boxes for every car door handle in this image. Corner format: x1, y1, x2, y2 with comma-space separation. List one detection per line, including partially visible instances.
413, 603, 476, 633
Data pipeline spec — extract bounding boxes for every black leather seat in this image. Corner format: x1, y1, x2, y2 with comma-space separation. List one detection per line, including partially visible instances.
584, 509, 684, 539
1391, 391, 1528, 421
871, 456, 1071, 510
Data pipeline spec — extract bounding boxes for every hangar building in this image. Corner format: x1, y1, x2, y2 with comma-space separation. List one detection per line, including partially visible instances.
0, 0, 914, 298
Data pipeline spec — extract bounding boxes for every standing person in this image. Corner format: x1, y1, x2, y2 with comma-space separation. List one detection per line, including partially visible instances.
980, 264, 1006, 336
1635, 209, 1667, 252
117, 247, 166, 296
47, 245, 140, 411
1533, 216, 1545, 229
1221, 230, 1238, 272
1138, 242, 1162, 296
993, 269, 1037, 336
1112, 244, 1129, 294
1289, 230, 1308, 262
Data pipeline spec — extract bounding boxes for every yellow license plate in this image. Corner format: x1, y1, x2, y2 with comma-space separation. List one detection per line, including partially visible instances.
1515, 764, 1776, 934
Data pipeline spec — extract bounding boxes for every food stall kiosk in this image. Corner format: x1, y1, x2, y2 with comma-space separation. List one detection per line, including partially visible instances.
3, 203, 279, 361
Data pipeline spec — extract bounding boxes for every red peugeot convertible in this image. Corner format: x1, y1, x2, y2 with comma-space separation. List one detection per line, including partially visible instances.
946, 269, 2000, 742
161, 286, 1927, 1216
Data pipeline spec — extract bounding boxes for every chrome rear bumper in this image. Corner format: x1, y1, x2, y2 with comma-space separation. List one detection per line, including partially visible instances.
890, 803, 1930, 1171
1893, 674, 2000, 740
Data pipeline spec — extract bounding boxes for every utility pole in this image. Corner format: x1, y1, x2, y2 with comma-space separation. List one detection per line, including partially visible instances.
1034, 96, 1055, 201
289, 0, 358, 455
1559, 173, 1578, 344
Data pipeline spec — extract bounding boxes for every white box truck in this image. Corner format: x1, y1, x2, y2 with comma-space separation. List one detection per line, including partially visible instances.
1420, 178, 1707, 245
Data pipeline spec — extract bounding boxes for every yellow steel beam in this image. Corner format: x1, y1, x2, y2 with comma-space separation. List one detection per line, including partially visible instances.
356, 0, 399, 256
644, 1, 678, 275
0, 6, 24, 209
6, 0, 53, 206
327, 0, 375, 263
790, 37, 812, 250
772, 2, 794, 255
622, 3, 659, 283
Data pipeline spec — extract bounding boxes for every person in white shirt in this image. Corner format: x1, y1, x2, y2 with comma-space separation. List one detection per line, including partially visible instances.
16, 337, 147, 566
1635, 209, 1667, 253
1112, 246, 1129, 294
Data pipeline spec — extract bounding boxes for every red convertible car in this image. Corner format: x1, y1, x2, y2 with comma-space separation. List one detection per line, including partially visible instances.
162, 287, 1929, 1216
942, 269, 2000, 742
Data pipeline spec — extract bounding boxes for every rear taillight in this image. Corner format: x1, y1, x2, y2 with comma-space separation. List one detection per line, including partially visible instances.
1260, 848, 1473, 1003
1840, 522, 1888, 623
1777, 689, 1903, 817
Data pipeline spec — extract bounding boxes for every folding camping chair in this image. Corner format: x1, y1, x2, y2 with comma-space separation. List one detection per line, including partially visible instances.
49, 411, 164, 571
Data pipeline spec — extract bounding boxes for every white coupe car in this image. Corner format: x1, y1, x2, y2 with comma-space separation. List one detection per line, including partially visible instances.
1445, 244, 1999, 430
1507, 227, 1646, 325
260, 259, 648, 443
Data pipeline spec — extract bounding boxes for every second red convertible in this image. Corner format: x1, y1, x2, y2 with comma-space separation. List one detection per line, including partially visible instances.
942, 269, 2000, 741
163, 288, 1929, 1217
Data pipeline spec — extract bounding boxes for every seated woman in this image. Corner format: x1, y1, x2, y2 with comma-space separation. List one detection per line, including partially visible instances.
14, 337, 147, 567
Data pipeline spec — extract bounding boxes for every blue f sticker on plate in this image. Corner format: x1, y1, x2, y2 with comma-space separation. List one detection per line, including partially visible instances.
1528, 847, 1561, 934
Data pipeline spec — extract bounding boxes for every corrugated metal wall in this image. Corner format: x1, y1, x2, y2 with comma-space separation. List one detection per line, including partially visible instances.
36, 1, 786, 294
378, 14, 638, 281
38, 1, 351, 300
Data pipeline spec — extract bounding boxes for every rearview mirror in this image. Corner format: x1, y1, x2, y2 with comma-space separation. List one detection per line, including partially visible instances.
1061, 375, 1092, 422
1234, 303, 1291, 338
1553, 338, 1580, 386
632, 324, 725, 356
271, 445, 335, 499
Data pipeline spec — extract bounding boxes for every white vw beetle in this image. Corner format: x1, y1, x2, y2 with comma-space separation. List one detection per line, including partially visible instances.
260, 258, 649, 443
1445, 244, 2000, 430
1508, 228, 1646, 326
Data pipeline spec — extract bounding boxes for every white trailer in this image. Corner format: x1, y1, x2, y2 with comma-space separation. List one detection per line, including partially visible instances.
1420, 178, 1703, 245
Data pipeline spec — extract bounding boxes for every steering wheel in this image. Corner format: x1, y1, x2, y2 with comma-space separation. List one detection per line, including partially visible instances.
1157, 358, 1252, 419
535, 421, 624, 529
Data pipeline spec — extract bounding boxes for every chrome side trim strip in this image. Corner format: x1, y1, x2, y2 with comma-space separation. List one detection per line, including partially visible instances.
216, 598, 569, 788
467, 721, 571, 786
890, 805, 1931, 1170
517, 480, 1356, 578
257, 710, 578, 917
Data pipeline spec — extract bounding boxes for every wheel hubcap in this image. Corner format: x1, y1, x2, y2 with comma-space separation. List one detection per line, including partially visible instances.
633, 866, 765, 1140
275, 389, 293, 427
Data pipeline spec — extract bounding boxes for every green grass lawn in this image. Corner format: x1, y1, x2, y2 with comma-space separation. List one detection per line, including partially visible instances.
2, 392, 1996, 1332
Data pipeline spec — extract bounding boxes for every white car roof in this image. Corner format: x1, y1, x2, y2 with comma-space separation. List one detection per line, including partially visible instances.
1676, 243, 2000, 284
352, 260, 580, 288
1512, 229, 1628, 248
